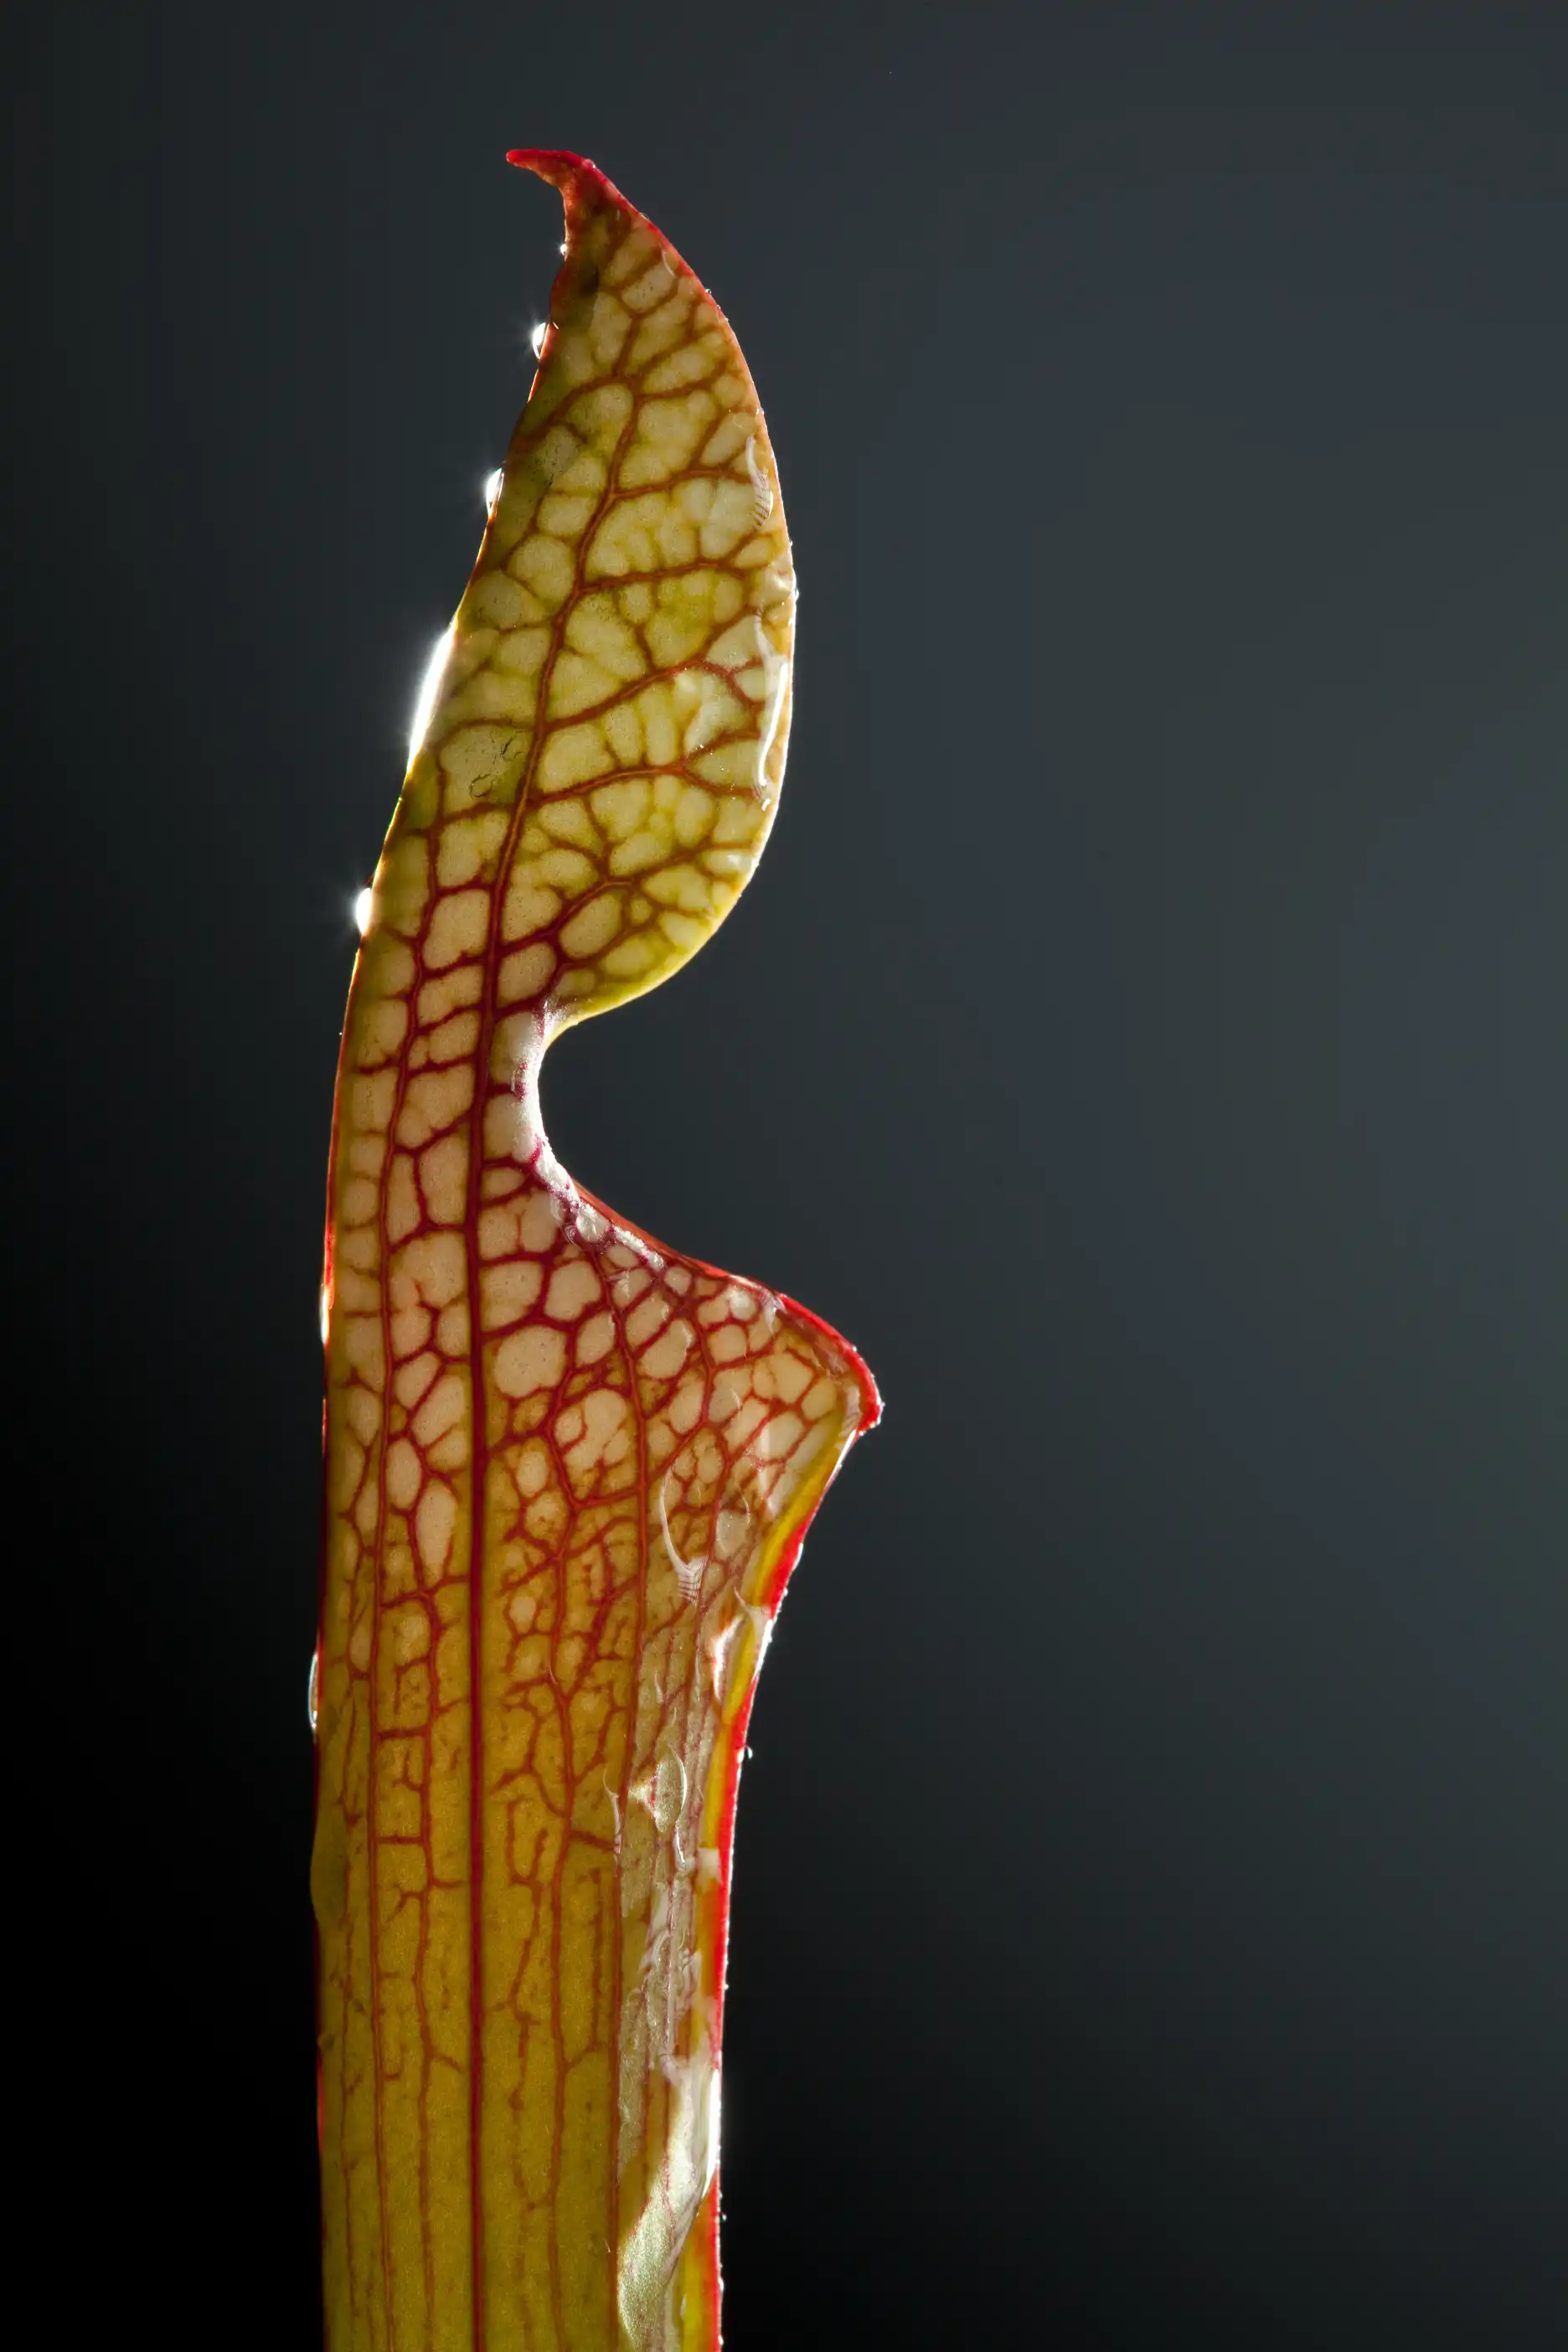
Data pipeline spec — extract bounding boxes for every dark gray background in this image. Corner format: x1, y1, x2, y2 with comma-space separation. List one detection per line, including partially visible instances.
8, 3, 1565, 2344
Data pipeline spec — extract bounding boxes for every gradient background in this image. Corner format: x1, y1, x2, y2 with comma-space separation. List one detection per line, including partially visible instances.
8, 4, 1565, 2344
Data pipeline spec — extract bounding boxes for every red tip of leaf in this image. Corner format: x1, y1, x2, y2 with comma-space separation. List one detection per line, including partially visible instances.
504, 147, 587, 185
506, 150, 699, 301
506, 147, 630, 214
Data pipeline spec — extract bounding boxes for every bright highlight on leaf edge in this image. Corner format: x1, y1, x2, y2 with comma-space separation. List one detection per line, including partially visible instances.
352, 885, 374, 937
407, 627, 453, 766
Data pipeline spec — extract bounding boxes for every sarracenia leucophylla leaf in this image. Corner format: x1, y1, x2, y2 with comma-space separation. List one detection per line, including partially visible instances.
312, 152, 879, 2352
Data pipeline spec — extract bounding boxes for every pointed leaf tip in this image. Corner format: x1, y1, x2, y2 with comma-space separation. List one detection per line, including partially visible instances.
506, 147, 614, 199
505, 149, 638, 240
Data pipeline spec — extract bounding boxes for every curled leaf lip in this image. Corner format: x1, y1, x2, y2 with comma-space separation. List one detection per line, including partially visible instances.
567, 1181, 882, 1440
778, 1288, 883, 1436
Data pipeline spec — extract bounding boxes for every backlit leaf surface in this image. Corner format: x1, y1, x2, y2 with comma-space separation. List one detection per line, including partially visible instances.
313, 152, 878, 2352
